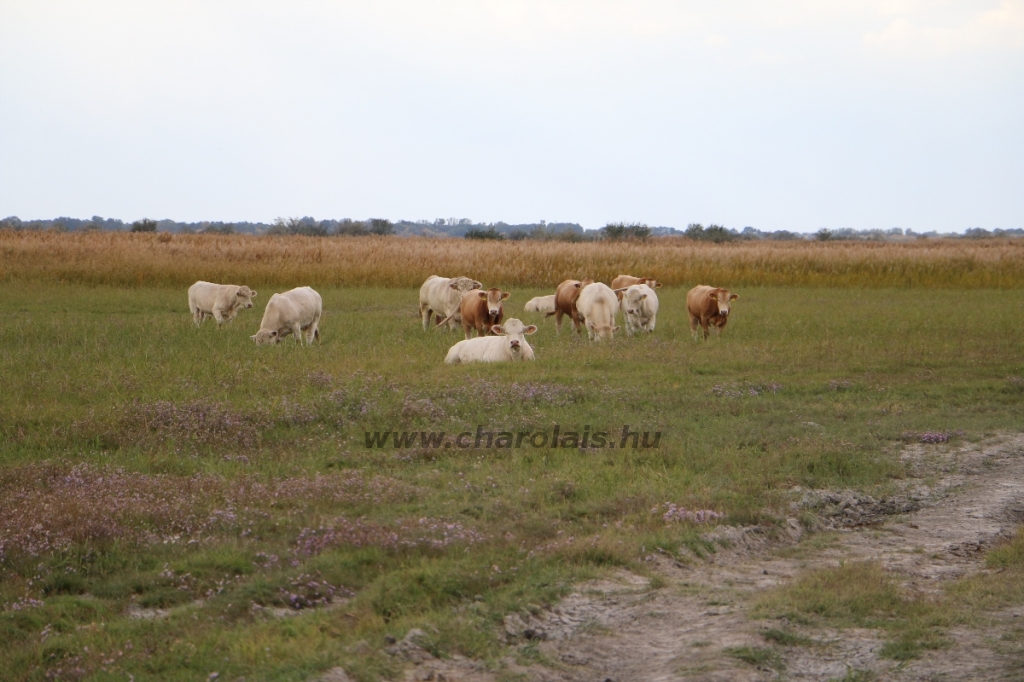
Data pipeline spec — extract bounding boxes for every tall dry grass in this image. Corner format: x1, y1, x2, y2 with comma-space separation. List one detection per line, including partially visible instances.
2, 230, 1022, 288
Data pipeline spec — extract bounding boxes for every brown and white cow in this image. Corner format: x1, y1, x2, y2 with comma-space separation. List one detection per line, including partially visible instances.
551, 278, 593, 334
438, 287, 510, 339
687, 285, 739, 340
610, 274, 663, 296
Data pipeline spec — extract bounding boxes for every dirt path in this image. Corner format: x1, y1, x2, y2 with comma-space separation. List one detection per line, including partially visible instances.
376, 434, 1024, 682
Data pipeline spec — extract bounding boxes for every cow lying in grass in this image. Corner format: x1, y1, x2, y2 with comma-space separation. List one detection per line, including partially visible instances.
251, 286, 322, 345
188, 281, 257, 327
524, 295, 556, 314
444, 318, 537, 364
687, 285, 738, 340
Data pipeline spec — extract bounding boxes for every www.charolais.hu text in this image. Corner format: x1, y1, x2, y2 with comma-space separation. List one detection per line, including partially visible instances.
364, 425, 661, 449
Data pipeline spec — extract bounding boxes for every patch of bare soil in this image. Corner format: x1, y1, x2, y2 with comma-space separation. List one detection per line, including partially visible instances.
377, 434, 1024, 682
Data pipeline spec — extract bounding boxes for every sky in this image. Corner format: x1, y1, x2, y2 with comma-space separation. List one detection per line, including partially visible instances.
1, 1, 1022, 232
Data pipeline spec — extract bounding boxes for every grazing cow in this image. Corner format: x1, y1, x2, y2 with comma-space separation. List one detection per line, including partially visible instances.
438, 287, 510, 339
524, 295, 556, 314
444, 318, 537, 364
610, 275, 663, 292
620, 283, 659, 335
251, 286, 322, 346
576, 282, 621, 341
551, 278, 593, 334
419, 276, 482, 331
188, 281, 257, 327
687, 285, 739, 340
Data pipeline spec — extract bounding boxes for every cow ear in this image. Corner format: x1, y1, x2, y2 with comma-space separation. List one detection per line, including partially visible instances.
612, 325, 620, 332
449, 282, 459, 289
730, 294, 739, 301
654, 282, 662, 288
573, 282, 581, 289
524, 325, 538, 335
500, 291, 510, 300
478, 291, 488, 299
251, 291, 257, 297
638, 294, 647, 301
250, 334, 257, 341
237, 290, 245, 296
270, 331, 277, 336
491, 325, 504, 335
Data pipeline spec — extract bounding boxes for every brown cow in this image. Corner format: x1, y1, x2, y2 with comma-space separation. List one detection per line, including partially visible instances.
550, 278, 593, 334
687, 285, 739, 340
438, 287, 510, 339
610, 275, 662, 302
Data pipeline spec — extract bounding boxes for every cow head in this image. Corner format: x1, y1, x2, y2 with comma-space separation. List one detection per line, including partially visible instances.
490, 318, 537, 358
639, 278, 662, 289
237, 286, 257, 309
477, 288, 509, 320
591, 324, 620, 341
449, 277, 481, 293
251, 329, 280, 345
709, 288, 739, 317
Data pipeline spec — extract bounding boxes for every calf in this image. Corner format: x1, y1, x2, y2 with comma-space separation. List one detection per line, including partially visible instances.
418, 275, 482, 331
576, 282, 620, 341
551, 278, 593, 334
251, 286, 322, 346
438, 287, 510, 339
524, 295, 556, 314
620, 283, 659, 335
188, 281, 257, 327
444, 318, 538, 364
687, 285, 739, 340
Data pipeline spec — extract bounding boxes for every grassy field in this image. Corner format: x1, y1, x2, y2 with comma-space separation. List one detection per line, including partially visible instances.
1, 245, 1023, 679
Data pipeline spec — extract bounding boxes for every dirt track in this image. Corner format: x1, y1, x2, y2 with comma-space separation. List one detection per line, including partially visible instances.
323, 434, 1024, 681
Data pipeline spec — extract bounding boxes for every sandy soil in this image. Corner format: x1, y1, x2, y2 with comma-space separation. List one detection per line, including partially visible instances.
327, 434, 1024, 682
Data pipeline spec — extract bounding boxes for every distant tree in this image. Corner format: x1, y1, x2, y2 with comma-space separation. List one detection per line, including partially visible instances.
464, 227, 504, 240
815, 228, 833, 241
685, 223, 705, 240
336, 219, 368, 236
270, 216, 327, 236
703, 224, 735, 243
508, 230, 528, 241
964, 227, 992, 239
602, 222, 651, 241
368, 218, 394, 236
205, 222, 235, 235
131, 218, 158, 232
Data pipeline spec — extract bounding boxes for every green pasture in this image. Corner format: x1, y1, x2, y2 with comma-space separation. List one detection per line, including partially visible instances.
1, 283, 1022, 680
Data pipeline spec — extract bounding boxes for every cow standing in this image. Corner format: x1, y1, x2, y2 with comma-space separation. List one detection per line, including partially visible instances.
251, 286, 322, 346
576, 282, 620, 341
438, 288, 510, 339
620, 283, 659, 335
687, 285, 739, 340
188, 281, 257, 327
419, 276, 482, 332
551, 278, 593, 334
444, 318, 538, 364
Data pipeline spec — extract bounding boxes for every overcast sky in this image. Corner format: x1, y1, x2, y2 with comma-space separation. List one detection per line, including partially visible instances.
1, 1, 1021, 232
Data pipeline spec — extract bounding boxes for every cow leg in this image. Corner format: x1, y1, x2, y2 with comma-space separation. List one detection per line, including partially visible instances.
689, 314, 699, 340
420, 304, 432, 332
463, 320, 472, 340
701, 319, 711, 341
555, 310, 563, 334
213, 308, 227, 327
192, 309, 203, 327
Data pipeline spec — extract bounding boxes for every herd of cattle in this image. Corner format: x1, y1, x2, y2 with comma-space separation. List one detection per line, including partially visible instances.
186, 276, 739, 364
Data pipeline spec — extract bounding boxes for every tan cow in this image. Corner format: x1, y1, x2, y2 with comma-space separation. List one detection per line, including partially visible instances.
419, 276, 482, 331
188, 281, 257, 327
610, 275, 663, 292
687, 285, 739, 340
437, 287, 510, 339
551, 278, 593, 334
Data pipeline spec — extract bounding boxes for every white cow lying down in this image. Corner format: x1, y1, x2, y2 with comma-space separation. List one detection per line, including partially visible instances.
444, 318, 537, 364
524, 295, 556, 314
188, 281, 257, 327
251, 286, 322, 345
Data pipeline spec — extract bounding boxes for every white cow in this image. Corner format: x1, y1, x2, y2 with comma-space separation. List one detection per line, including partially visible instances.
188, 281, 257, 327
419, 275, 482, 331
524, 295, 556, 314
576, 282, 620, 341
444, 318, 537, 364
620, 283, 659, 335
251, 286, 322, 346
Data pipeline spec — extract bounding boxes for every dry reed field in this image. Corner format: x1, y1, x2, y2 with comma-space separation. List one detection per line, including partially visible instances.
2, 230, 1023, 288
